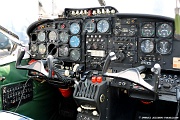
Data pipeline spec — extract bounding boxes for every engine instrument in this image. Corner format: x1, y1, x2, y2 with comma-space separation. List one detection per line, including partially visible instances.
156, 39, 172, 54
38, 44, 46, 54
141, 23, 155, 37
70, 49, 80, 61
48, 31, 57, 41
140, 39, 154, 53
157, 23, 172, 38
59, 32, 69, 43
37, 31, 46, 41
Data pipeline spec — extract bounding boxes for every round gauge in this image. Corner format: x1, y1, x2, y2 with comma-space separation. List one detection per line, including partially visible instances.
59, 46, 69, 57
141, 39, 154, 53
37, 31, 46, 41
97, 20, 109, 33
141, 23, 155, 37
70, 36, 80, 47
156, 40, 172, 54
70, 49, 80, 61
84, 21, 96, 33
38, 44, 46, 54
31, 44, 37, 52
48, 31, 57, 41
59, 32, 69, 43
157, 23, 172, 38
70, 23, 80, 34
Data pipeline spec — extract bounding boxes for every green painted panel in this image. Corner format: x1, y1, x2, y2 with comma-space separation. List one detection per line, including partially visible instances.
0, 60, 60, 120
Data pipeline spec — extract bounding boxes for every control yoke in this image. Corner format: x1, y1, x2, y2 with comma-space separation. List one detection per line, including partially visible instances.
16, 48, 77, 80
102, 52, 161, 92
16, 47, 49, 77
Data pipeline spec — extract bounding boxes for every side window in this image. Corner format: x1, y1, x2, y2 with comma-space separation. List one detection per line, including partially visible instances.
0, 31, 17, 58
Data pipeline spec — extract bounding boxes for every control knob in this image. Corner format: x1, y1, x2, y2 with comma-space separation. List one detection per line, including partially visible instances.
117, 51, 125, 62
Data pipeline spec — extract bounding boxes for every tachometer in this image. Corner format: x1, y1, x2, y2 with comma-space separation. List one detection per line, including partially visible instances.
84, 20, 96, 33
70, 49, 80, 61
70, 23, 80, 34
141, 23, 155, 37
59, 46, 69, 57
140, 39, 154, 53
37, 31, 46, 41
97, 20, 109, 33
59, 32, 69, 43
38, 44, 46, 54
156, 40, 172, 54
48, 31, 57, 41
70, 36, 80, 47
157, 23, 172, 38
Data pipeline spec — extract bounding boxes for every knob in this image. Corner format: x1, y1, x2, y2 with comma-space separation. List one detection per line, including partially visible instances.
72, 11, 76, 15
77, 107, 82, 112
92, 42, 98, 49
117, 51, 125, 62
92, 111, 98, 116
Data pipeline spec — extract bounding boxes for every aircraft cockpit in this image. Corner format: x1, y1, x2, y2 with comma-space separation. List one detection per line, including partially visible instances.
0, 0, 180, 120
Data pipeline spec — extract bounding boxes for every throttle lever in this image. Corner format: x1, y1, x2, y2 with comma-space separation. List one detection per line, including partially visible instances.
151, 63, 161, 93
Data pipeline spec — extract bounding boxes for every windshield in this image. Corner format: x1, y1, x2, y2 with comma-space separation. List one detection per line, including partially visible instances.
0, 0, 177, 45
39, 0, 176, 18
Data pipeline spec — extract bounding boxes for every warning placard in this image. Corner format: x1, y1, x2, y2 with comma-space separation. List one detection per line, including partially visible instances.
173, 57, 180, 69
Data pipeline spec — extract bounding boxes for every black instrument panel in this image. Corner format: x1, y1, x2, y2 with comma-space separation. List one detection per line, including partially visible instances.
27, 10, 180, 102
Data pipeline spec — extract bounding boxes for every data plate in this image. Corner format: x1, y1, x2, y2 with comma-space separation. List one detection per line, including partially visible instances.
1, 80, 33, 110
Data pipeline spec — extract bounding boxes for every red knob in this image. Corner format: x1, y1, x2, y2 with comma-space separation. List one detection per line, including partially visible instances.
91, 76, 97, 83
97, 76, 102, 83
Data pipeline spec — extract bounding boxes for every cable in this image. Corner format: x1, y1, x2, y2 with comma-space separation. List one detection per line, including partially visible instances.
14, 78, 31, 113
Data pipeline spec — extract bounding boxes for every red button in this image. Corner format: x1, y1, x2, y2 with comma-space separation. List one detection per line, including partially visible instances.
97, 76, 102, 83
91, 76, 97, 83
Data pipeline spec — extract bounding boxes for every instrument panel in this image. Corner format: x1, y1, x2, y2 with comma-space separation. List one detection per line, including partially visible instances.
27, 7, 180, 102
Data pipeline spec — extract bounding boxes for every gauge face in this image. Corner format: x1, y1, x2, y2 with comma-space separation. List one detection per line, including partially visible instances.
31, 44, 37, 52
156, 40, 172, 54
48, 31, 57, 41
37, 31, 46, 41
70, 23, 80, 34
70, 49, 80, 61
70, 36, 80, 47
141, 23, 155, 37
157, 23, 172, 38
141, 39, 154, 53
38, 44, 46, 54
59, 32, 69, 43
59, 46, 69, 56
97, 20, 109, 33
84, 21, 96, 33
